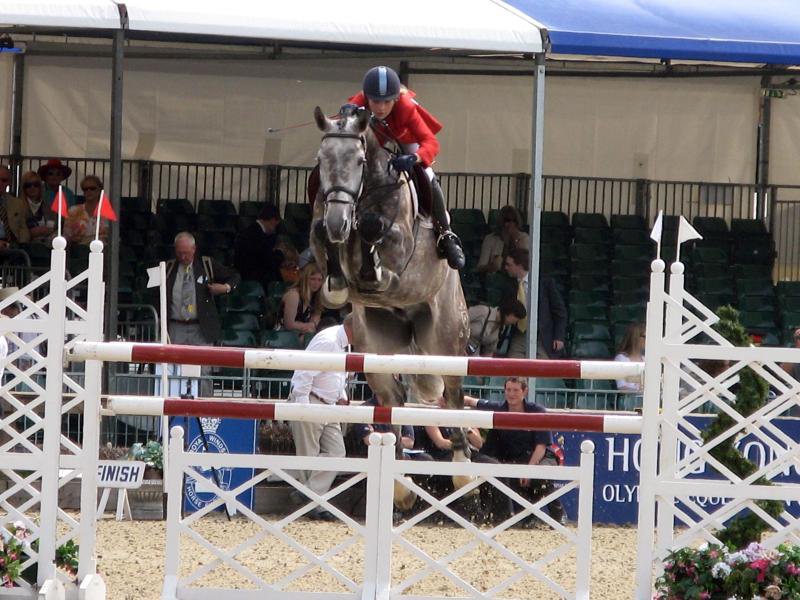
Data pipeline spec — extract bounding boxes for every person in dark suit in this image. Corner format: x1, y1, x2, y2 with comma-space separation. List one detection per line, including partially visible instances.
166, 231, 240, 396
503, 247, 567, 359
233, 202, 282, 290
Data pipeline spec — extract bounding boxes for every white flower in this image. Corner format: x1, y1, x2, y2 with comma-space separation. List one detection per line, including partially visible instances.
711, 562, 732, 579
727, 551, 748, 565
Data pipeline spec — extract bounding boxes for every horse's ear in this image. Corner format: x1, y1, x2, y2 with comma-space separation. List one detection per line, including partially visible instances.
355, 108, 370, 133
314, 106, 328, 132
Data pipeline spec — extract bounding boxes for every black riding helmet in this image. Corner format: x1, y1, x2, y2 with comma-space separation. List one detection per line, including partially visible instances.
362, 66, 401, 102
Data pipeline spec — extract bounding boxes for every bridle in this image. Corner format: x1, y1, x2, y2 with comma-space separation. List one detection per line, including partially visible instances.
319, 132, 367, 208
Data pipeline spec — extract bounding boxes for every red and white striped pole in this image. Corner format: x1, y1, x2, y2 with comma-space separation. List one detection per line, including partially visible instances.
107, 396, 643, 434
71, 341, 643, 381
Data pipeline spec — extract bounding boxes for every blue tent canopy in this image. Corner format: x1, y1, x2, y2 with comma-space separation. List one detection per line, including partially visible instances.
505, 0, 800, 65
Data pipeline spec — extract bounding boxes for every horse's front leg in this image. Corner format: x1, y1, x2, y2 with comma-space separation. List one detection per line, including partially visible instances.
312, 219, 349, 307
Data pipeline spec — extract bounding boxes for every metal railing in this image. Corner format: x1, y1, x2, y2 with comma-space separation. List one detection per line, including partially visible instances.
771, 185, 800, 281
542, 175, 643, 220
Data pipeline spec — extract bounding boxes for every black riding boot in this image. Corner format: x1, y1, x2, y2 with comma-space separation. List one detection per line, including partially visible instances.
430, 178, 465, 270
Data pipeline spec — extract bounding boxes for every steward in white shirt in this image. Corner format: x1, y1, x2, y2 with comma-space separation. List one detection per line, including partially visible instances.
288, 315, 353, 521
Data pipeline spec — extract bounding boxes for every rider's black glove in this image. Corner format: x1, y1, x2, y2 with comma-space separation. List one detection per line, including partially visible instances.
390, 154, 418, 173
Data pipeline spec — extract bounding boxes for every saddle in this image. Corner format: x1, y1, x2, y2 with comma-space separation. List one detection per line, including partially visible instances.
306, 163, 432, 217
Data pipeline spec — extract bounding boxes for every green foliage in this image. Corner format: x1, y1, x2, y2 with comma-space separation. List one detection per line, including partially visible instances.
703, 306, 783, 548
1, 522, 80, 587
655, 543, 800, 599
131, 440, 163, 471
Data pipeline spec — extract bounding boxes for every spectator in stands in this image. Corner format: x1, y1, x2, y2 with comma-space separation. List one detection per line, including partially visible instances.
279, 262, 323, 342
166, 231, 240, 396
467, 298, 527, 357
64, 175, 109, 245
614, 323, 645, 393
476, 205, 530, 273
38, 159, 76, 208
465, 376, 566, 526
781, 329, 800, 385
5, 171, 56, 245
0, 166, 15, 249
233, 202, 283, 289
503, 248, 566, 359
349, 394, 431, 460
288, 315, 353, 521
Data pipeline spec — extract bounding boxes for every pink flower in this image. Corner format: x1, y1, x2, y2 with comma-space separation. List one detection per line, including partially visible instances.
787, 563, 800, 576
750, 558, 771, 582
699, 593, 711, 599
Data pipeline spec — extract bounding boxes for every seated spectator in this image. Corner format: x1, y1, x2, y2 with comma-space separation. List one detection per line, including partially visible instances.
614, 323, 645, 393
5, 171, 56, 245
63, 175, 110, 245
476, 205, 529, 273
349, 395, 432, 460
465, 376, 566, 526
234, 202, 283, 289
279, 262, 323, 341
468, 298, 527, 357
38, 159, 76, 208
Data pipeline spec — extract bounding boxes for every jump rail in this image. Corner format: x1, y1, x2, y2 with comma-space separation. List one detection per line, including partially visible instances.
70, 341, 644, 380
107, 396, 644, 434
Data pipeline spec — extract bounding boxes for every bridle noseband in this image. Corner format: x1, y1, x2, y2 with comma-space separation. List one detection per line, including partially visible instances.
320, 132, 366, 206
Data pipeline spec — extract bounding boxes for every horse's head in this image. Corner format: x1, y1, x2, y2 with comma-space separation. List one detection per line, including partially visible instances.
314, 106, 371, 244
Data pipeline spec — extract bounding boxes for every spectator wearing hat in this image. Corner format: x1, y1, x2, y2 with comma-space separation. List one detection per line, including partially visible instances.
38, 159, 76, 209
5, 171, 57, 245
233, 202, 283, 291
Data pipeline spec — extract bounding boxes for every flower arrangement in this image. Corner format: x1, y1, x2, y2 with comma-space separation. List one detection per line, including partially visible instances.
654, 543, 800, 600
0, 521, 80, 588
130, 440, 163, 471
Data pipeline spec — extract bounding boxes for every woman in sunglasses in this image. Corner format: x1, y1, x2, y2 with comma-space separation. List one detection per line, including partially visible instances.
64, 175, 109, 245
4, 171, 56, 244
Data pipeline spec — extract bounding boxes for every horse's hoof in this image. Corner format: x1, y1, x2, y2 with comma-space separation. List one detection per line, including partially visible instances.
393, 477, 417, 512
321, 285, 350, 308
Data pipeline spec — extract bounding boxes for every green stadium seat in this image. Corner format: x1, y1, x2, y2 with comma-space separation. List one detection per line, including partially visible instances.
452, 222, 485, 245
778, 296, 800, 312
571, 259, 609, 275
690, 246, 729, 264
737, 295, 774, 312
734, 240, 775, 266
612, 229, 653, 246
541, 211, 569, 229
221, 329, 257, 347
610, 215, 646, 230
610, 259, 650, 278
694, 277, 734, 295
736, 278, 774, 297
239, 201, 263, 218
223, 312, 261, 331
697, 293, 735, 310
571, 321, 611, 342
573, 228, 611, 244
284, 202, 313, 223
739, 311, 777, 330
571, 274, 610, 293
262, 329, 304, 350
541, 242, 569, 260
692, 217, 729, 239
572, 213, 609, 229
568, 304, 607, 322
614, 244, 654, 261
450, 208, 486, 227
121, 196, 150, 214
613, 277, 648, 293
613, 290, 648, 305
198, 199, 236, 216
609, 304, 645, 324
157, 198, 194, 215
733, 264, 772, 279
777, 281, 800, 298
782, 311, 800, 329
235, 280, 266, 299
541, 228, 572, 245
571, 340, 611, 359
730, 219, 768, 237
569, 290, 609, 307
570, 243, 610, 261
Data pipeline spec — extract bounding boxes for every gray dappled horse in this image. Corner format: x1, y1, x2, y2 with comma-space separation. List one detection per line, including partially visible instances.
310, 107, 471, 478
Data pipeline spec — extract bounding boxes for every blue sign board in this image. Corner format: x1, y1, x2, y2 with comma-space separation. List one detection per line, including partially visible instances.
557, 416, 800, 524
170, 415, 257, 514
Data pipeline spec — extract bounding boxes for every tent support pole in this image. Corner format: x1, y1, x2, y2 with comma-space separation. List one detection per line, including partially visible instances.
105, 13, 126, 347
757, 75, 772, 222
9, 52, 24, 179
525, 52, 546, 368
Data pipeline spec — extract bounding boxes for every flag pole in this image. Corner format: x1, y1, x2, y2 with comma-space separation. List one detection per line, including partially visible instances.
95, 190, 105, 241
57, 184, 63, 238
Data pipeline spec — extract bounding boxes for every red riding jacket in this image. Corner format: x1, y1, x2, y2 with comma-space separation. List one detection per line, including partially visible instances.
348, 89, 442, 168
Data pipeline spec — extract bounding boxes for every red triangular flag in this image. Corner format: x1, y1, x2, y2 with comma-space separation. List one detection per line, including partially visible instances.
50, 185, 68, 217
93, 191, 118, 221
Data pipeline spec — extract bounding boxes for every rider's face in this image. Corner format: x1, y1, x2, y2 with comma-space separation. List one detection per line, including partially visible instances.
367, 98, 396, 120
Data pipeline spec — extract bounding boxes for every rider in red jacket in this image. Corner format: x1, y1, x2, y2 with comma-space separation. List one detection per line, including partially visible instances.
345, 66, 465, 270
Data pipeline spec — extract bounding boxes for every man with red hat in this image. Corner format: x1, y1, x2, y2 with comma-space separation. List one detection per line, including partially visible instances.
38, 159, 76, 209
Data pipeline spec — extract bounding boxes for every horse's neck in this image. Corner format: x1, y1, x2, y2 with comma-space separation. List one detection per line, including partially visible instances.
364, 128, 392, 187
